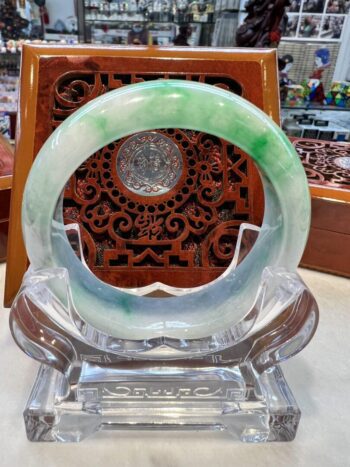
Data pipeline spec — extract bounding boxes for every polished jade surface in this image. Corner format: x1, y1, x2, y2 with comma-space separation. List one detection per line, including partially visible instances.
22, 80, 311, 340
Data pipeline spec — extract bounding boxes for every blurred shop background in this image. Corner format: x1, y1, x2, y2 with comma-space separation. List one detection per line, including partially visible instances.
0, 0, 350, 143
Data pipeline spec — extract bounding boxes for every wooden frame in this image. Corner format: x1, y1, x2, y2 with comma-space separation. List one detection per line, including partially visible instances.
4, 44, 280, 307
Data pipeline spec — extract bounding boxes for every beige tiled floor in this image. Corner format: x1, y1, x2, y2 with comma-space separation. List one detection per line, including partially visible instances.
0, 263, 349, 467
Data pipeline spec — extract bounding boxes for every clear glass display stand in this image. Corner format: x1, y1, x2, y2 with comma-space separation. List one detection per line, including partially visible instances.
10, 224, 319, 442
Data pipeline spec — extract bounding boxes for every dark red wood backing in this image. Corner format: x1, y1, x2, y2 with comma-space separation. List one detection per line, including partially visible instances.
301, 198, 350, 277
0, 138, 14, 178
0, 137, 13, 262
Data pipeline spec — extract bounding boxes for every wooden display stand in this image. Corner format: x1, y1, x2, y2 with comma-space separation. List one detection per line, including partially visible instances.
292, 138, 350, 278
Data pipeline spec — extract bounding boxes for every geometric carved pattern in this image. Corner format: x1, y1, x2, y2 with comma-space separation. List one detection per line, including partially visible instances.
64, 129, 251, 267
51, 71, 263, 288
292, 139, 350, 190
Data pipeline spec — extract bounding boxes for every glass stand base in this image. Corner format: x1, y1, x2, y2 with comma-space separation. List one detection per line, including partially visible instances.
24, 362, 300, 443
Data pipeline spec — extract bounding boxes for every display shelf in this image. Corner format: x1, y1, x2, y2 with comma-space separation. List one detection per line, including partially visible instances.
0, 51, 20, 56
282, 103, 350, 111
78, 0, 215, 45
85, 18, 215, 24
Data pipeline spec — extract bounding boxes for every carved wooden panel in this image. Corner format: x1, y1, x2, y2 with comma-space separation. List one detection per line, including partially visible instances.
54, 71, 261, 288
292, 139, 350, 190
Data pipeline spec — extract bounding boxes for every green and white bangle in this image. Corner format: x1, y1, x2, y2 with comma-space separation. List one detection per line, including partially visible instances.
22, 80, 310, 341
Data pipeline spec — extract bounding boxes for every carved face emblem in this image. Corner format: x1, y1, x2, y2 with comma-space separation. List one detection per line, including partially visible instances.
134, 144, 165, 178
117, 132, 183, 196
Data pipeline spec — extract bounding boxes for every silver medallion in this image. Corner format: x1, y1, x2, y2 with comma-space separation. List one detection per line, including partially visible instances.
117, 132, 183, 196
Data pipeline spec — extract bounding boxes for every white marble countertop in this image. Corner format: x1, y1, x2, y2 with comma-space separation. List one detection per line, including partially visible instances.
0, 263, 349, 467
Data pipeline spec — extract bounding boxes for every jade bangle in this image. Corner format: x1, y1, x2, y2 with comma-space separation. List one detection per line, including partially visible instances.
22, 80, 310, 341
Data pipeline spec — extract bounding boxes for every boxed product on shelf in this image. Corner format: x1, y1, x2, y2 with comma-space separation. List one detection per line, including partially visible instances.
282, 109, 350, 141
326, 81, 350, 108
285, 84, 305, 106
